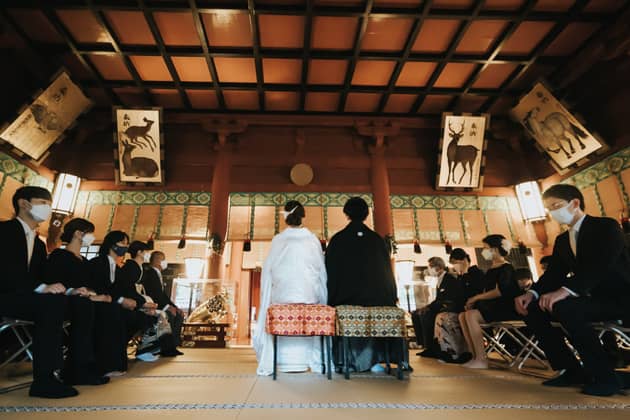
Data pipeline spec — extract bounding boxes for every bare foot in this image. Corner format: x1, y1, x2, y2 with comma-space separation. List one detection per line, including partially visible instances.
462, 359, 488, 369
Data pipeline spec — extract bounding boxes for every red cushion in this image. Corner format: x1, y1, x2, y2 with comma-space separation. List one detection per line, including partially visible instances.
266, 304, 336, 336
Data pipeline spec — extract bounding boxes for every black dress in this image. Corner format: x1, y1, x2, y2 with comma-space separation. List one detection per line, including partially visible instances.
46, 248, 128, 374
475, 263, 520, 322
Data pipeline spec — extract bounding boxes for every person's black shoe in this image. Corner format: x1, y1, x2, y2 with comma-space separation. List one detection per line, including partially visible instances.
174, 349, 184, 356
451, 352, 473, 364
418, 348, 439, 359
581, 382, 622, 397
29, 381, 79, 399
67, 374, 110, 386
542, 369, 585, 388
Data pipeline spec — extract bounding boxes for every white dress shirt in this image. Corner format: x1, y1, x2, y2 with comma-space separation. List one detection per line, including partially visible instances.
18, 217, 47, 293
152, 266, 169, 310
108, 255, 125, 304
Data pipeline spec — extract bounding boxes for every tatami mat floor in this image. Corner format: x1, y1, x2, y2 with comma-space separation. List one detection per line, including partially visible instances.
1, 348, 629, 419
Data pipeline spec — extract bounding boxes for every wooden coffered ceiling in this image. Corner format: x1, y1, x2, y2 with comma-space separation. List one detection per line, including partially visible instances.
0, 0, 627, 116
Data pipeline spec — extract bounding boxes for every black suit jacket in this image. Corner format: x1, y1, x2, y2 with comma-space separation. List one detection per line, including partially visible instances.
115, 260, 146, 307
140, 267, 175, 309
534, 215, 630, 297
0, 219, 47, 294
430, 272, 466, 313
86, 255, 117, 297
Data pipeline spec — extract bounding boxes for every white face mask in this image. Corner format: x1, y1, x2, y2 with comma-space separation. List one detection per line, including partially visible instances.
481, 248, 495, 261
29, 204, 52, 222
143, 252, 151, 263
160, 260, 168, 270
427, 267, 439, 277
81, 233, 95, 247
549, 202, 575, 225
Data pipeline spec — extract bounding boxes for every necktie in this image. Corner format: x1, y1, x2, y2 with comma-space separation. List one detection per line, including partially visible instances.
569, 228, 578, 257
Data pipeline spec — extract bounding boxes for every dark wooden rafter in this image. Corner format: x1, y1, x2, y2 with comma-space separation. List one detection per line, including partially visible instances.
86, 0, 154, 106
138, 0, 191, 108
188, 0, 225, 110
37, 2, 120, 104
479, 0, 592, 113
376, 0, 433, 113
337, 0, 374, 113
299, 0, 314, 111
247, 0, 265, 111
410, 0, 486, 114
447, 0, 537, 112
0, 0, 622, 116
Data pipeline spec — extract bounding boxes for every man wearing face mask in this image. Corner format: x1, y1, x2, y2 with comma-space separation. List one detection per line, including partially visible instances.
514, 184, 630, 396
411, 256, 460, 358
0, 187, 106, 398
141, 250, 185, 347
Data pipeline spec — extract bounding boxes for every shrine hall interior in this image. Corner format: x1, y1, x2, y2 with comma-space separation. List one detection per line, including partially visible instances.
1, 0, 630, 417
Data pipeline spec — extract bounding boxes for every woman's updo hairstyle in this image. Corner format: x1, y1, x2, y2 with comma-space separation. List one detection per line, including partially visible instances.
60, 218, 95, 243
482, 234, 512, 257
284, 200, 305, 226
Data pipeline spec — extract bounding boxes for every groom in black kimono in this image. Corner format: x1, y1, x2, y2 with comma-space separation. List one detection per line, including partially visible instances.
325, 197, 399, 372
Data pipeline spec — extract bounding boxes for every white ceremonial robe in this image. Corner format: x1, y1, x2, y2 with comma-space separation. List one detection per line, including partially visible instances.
253, 226, 327, 376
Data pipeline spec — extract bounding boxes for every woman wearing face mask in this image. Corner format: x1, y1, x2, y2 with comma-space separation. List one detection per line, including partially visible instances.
87, 231, 156, 363
45, 218, 128, 376
458, 234, 520, 369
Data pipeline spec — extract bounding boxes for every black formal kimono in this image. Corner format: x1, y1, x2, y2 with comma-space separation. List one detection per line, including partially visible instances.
141, 266, 184, 346
115, 260, 147, 308
523, 215, 630, 386
45, 248, 127, 374
0, 219, 95, 390
326, 221, 397, 307
87, 255, 153, 343
325, 221, 398, 372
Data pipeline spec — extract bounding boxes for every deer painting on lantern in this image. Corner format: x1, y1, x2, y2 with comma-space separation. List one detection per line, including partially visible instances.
436, 114, 489, 191
114, 108, 164, 185
511, 82, 605, 172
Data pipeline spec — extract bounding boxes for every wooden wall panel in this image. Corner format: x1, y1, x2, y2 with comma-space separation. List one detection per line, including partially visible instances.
416, 209, 440, 243
253, 206, 276, 240
185, 205, 209, 238
228, 206, 249, 240
327, 206, 349, 237
110, 205, 135, 235
581, 186, 602, 217
392, 209, 414, 242
160, 206, 185, 239
597, 177, 623, 218
506, 203, 539, 247
90, 204, 113, 241
303, 206, 323, 238
134, 205, 160, 242
485, 210, 512, 241
0, 176, 22, 221
461, 210, 486, 246
441, 209, 463, 244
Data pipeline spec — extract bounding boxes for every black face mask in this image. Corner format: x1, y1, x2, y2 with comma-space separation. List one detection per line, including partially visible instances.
112, 245, 128, 257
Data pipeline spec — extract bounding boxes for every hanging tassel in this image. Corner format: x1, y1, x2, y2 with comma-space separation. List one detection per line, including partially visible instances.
243, 239, 252, 252
413, 240, 422, 254
444, 240, 453, 255
320, 238, 327, 252
177, 236, 186, 249
147, 232, 155, 250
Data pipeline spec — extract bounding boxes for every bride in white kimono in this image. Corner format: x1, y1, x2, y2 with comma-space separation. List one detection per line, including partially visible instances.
253, 201, 327, 376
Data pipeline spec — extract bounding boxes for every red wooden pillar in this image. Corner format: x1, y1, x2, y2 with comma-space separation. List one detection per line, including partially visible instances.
207, 134, 232, 279
370, 136, 393, 238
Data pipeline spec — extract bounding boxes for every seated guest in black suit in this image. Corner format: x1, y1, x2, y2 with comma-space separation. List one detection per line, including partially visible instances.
539, 255, 552, 273
0, 187, 106, 398
515, 184, 630, 396
87, 232, 156, 362
412, 256, 461, 358
459, 234, 519, 369
46, 218, 127, 376
433, 248, 484, 363
141, 250, 184, 347
118, 241, 180, 357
